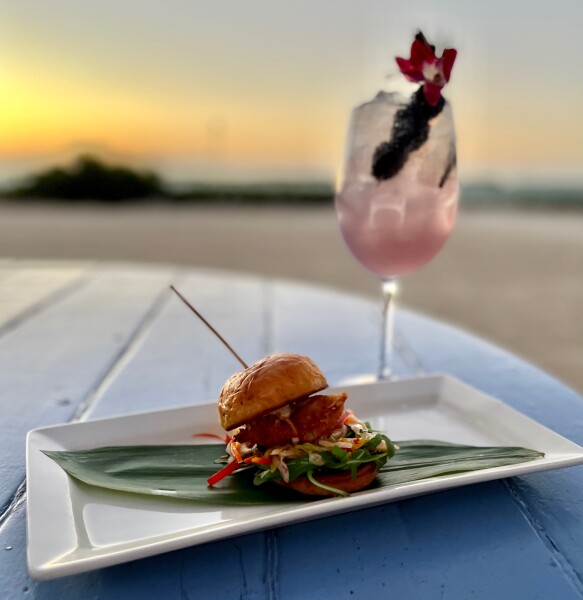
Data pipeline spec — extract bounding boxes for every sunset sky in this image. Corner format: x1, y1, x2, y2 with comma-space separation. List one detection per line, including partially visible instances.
1, 0, 582, 186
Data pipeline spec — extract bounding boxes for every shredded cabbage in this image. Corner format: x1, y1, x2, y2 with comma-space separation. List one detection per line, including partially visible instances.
308, 452, 325, 466
277, 457, 290, 483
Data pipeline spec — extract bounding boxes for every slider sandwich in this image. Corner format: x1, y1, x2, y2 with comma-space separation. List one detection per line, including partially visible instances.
208, 353, 394, 497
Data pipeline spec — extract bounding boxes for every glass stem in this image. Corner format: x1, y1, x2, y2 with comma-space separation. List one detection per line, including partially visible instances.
379, 279, 398, 380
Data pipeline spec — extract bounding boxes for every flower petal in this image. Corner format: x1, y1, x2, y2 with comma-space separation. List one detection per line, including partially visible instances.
396, 32, 457, 93
395, 57, 425, 82
423, 83, 442, 107
440, 48, 457, 82
410, 36, 436, 67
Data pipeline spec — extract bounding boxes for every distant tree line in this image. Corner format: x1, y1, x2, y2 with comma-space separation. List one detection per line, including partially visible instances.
5, 155, 164, 202
2, 155, 334, 204
3, 155, 580, 208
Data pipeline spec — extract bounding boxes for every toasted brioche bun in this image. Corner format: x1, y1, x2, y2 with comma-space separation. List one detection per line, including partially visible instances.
218, 353, 327, 431
278, 462, 379, 497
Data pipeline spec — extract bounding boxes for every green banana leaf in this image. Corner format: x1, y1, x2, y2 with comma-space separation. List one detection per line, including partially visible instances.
43, 441, 543, 505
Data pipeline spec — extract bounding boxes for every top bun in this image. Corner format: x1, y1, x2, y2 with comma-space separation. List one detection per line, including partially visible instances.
218, 353, 327, 431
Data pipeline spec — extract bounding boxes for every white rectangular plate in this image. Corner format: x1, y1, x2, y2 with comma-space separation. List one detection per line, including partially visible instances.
27, 375, 583, 580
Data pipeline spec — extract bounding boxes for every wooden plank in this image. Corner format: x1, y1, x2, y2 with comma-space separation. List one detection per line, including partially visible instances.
395, 308, 583, 590
274, 482, 581, 600
270, 280, 415, 382
69, 275, 418, 422
0, 263, 91, 332
3, 486, 580, 598
0, 269, 276, 598
3, 274, 581, 597
0, 265, 176, 512
396, 309, 583, 440
87, 270, 272, 419
266, 305, 583, 599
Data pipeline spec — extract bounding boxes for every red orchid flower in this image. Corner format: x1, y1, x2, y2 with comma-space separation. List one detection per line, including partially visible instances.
395, 31, 457, 106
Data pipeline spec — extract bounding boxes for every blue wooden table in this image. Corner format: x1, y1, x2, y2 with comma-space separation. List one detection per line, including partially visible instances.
2, 260, 583, 599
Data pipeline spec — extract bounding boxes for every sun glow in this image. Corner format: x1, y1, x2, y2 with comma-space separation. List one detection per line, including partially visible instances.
0, 68, 345, 175
1, 0, 581, 184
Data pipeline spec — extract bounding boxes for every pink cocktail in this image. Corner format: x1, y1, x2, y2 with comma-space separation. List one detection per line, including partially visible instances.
334, 32, 459, 379
336, 93, 458, 279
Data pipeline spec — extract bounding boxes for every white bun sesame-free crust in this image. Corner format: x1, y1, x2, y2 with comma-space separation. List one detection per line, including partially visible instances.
218, 353, 327, 431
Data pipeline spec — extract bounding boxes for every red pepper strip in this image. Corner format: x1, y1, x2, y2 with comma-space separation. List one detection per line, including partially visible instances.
208, 453, 272, 486
207, 460, 239, 486
244, 456, 271, 465
193, 433, 230, 444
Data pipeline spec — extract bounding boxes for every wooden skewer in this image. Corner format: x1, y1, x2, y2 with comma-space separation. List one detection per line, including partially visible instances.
169, 285, 249, 369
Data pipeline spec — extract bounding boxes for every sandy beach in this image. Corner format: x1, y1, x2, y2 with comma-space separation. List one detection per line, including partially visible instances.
1, 201, 581, 393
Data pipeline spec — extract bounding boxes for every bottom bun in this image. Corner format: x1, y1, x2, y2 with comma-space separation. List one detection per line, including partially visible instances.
277, 462, 379, 497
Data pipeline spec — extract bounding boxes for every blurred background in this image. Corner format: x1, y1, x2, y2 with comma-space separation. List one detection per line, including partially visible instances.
1, 0, 581, 391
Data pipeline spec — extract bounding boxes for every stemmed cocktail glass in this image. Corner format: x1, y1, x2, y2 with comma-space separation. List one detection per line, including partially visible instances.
335, 32, 459, 380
